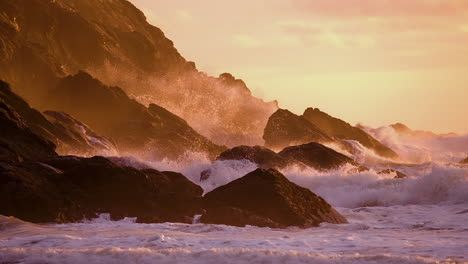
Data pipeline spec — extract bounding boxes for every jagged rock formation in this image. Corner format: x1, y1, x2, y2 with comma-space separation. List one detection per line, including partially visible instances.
303, 108, 399, 159
263, 109, 334, 150
201, 168, 348, 228
0, 156, 203, 223
0, 94, 57, 162
0, 0, 277, 146
0, 80, 113, 159
46, 71, 226, 160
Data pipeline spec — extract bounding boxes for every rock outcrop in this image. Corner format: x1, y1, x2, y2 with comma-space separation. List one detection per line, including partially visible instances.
460, 157, 468, 164
43, 111, 117, 156
303, 108, 399, 159
46, 71, 226, 160
201, 168, 348, 228
0, 80, 118, 157
0, 89, 57, 162
263, 109, 334, 150
0, 156, 203, 223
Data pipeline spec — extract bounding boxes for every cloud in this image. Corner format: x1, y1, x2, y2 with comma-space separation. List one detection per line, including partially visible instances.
176, 10, 193, 22
231, 34, 263, 48
292, 0, 468, 17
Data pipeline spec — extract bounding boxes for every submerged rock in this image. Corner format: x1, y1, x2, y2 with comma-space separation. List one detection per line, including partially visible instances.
201, 168, 348, 228
378, 169, 408, 179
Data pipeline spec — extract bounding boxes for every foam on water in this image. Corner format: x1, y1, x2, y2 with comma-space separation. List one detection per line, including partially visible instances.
1, 201, 467, 263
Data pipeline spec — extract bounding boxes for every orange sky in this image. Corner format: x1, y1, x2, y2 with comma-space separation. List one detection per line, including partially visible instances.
130, 0, 468, 134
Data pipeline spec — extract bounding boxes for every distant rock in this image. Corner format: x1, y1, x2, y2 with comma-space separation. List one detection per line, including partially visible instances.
390, 123, 440, 139
216, 145, 288, 169
378, 169, 408, 179
201, 168, 348, 228
303, 108, 399, 159
278, 142, 366, 171
47, 71, 226, 160
263, 109, 334, 150
460, 157, 468, 164
0, 156, 203, 223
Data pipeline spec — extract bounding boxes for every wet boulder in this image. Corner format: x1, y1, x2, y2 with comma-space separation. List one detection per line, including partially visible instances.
201, 168, 348, 228
216, 145, 288, 169
277, 142, 364, 171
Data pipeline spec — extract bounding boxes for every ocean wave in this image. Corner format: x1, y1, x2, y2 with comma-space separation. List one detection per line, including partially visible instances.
0, 248, 444, 264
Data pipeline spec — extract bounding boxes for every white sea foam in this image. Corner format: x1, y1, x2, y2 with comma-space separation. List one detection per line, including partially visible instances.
1, 201, 467, 263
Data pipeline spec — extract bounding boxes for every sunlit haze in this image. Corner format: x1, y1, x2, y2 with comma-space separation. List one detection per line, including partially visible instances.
130, 0, 468, 134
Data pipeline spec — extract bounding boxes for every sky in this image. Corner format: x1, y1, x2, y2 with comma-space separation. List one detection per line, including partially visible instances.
130, 0, 468, 134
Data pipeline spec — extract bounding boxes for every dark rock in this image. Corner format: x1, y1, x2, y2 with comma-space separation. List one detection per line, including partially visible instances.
47, 71, 226, 160
0, 81, 57, 162
302, 108, 399, 159
200, 206, 281, 228
378, 169, 408, 179
216, 145, 288, 169
263, 109, 334, 150
201, 168, 347, 228
278, 142, 365, 171
200, 169, 211, 182
0, 80, 116, 157
0, 156, 203, 223
460, 157, 468, 164
0, 160, 91, 223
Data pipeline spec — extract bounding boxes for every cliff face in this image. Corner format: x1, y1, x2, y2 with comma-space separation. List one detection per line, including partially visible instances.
0, 0, 277, 147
